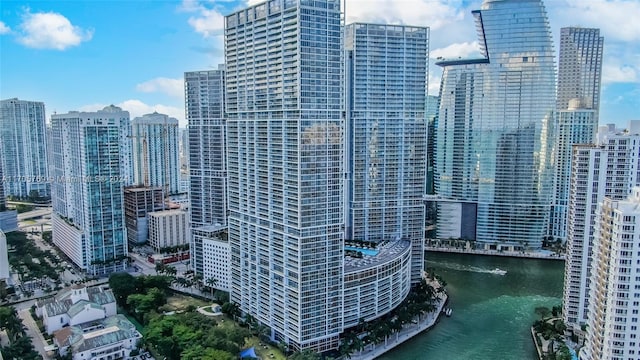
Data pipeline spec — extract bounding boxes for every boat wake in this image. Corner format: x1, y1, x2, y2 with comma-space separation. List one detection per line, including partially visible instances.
428, 261, 508, 276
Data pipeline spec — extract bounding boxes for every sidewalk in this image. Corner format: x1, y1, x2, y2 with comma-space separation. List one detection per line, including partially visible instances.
425, 246, 565, 261
348, 293, 448, 360
18, 308, 50, 359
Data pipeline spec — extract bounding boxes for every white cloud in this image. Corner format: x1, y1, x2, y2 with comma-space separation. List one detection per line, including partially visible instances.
79, 100, 186, 127
181, 0, 225, 38
602, 63, 638, 84
428, 73, 441, 95
430, 41, 480, 60
17, 10, 93, 50
0, 21, 10, 34
136, 77, 184, 99
553, 0, 640, 42
345, 0, 466, 30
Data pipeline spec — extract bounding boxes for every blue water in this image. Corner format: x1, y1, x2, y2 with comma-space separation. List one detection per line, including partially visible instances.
377, 252, 565, 360
345, 246, 379, 256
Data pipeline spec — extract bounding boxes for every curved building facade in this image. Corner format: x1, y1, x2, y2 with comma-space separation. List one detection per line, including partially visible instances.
434, 0, 556, 248
343, 241, 412, 328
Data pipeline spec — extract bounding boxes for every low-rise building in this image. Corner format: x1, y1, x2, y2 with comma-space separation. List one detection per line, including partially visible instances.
193, 225, 229, 292
53, 314, 142, 360
37, 285, 116, 334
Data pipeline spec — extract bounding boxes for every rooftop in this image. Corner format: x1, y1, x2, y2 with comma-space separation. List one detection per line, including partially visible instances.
344, 240, 411, 273
55, 315, 141, 353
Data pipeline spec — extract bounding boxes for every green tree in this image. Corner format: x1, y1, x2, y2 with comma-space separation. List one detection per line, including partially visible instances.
108, 272, 137, 308
127, 287, 167, 318
0, 306, 25, 342
221, 302, 240, 320
535, 306, 551, 320
0, 281, 8, 302
206, 277, 218, 298
41, 231, 52, 243
182, 346, 235, 360
288, 349, 322, 360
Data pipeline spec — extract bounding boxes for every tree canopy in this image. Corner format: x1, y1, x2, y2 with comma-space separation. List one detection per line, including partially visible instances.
144, 311, 251, 360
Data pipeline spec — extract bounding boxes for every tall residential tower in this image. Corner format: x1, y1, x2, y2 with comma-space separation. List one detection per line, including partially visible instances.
344, 23, 428, 283
0, 98, 49, 198
50, 106, 132, 275
556, 27, 603, 117
185, 67, 228, 280
548, 100, 597, 242
434, 0, 556, 249
225, 0, 344, 351
581, 188, 640, 360
563, 122, 640, 331
549, 27, 603, 242
131, 112, 180, 195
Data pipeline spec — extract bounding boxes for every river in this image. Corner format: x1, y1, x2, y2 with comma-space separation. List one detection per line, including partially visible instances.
377, 252, 565, 360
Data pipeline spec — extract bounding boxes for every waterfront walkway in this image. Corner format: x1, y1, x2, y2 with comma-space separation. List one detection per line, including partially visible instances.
425, 246, 565, 261
348, 293, 448, 360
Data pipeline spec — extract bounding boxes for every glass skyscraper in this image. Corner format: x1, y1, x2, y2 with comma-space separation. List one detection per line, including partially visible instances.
225, 0, 343, 351
50, 106, 131, 275
434, 0, 556, 249
0, 98, 49, 198
344, 23, 428, 283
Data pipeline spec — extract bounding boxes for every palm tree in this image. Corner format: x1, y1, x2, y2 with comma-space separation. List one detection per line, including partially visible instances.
206, 277, 218, 299
155, 262, 166, 275
165, 265, 177, 278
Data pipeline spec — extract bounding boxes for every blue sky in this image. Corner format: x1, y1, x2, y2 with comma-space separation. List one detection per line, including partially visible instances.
1, 0, 638, 128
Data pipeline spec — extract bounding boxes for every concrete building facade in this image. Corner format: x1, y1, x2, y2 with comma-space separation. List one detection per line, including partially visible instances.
148, 209, 189, 252
563, 122, 640, 330
124, 186, 164, 246
581, 188, 640, 360
225, 0, 343, 351
185, 68, 228, 279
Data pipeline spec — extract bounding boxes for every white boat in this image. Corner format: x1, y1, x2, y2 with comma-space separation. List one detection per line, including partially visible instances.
490, 268, 507, 275
445, 308, 453, 317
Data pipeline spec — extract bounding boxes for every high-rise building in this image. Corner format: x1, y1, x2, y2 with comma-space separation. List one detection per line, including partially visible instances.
434, 0, 556, 249
147, 209, 189, 252
0, 230, 8, 280
50, 106, 132, 275
425, 95, 439, 238
225, 0, 343, 351
131, 112, 180, 195
563, 122, 640, 331
557, 27, 603, 117
179, 127, 189, 171
548, 27, 603, 243
185, 67, 228, 278
425, 95, 439, 196
0, 159, 18, 233
344, 23, 428, 283
0, 98, 49, 198
124, 186, 164, 246
548, 99, 597, 242
581, 188, 640, 360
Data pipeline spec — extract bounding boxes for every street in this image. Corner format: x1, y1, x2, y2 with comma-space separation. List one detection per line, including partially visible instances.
18, 308, 50, 359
